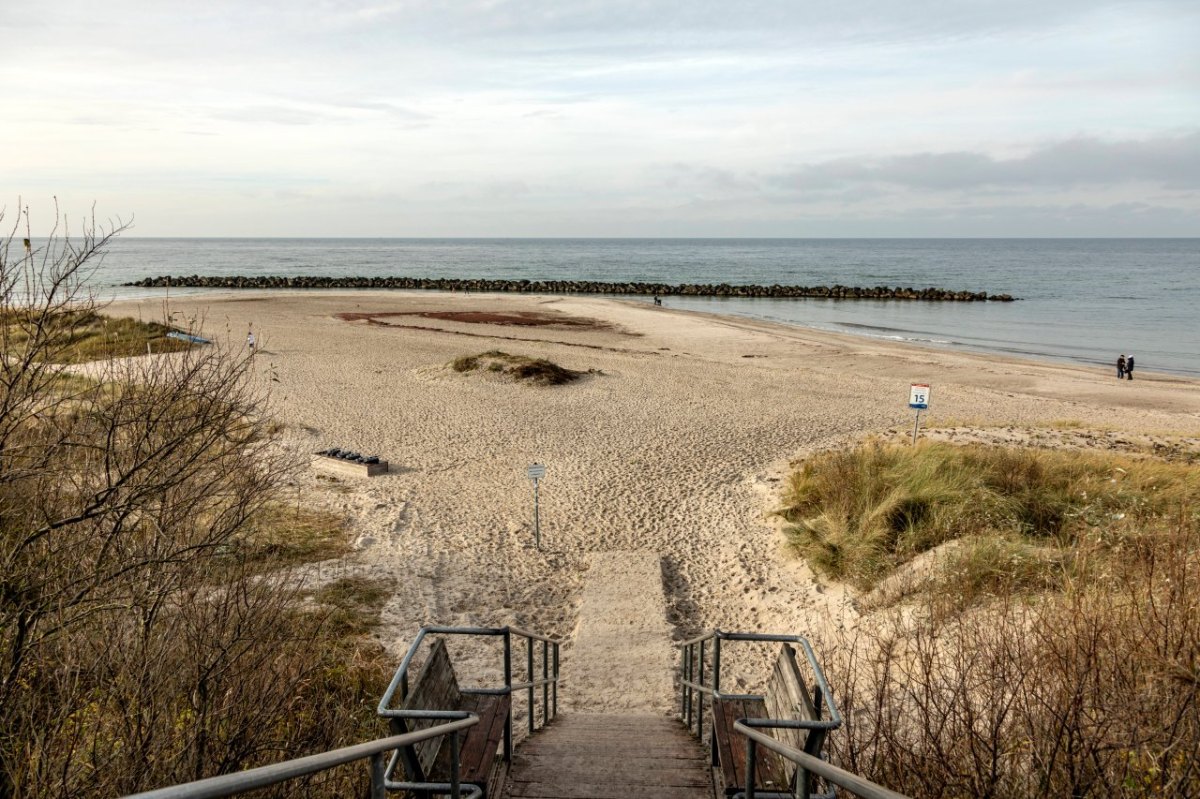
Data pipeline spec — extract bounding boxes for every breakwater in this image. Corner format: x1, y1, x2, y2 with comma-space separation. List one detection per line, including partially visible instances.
124, 275, 1015, 301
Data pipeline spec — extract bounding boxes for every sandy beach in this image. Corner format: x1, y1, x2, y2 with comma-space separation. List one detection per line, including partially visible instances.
108, 291, 1200, 713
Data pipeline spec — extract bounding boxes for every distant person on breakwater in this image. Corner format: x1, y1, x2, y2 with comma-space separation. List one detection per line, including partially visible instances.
1125, 355, 1135, 380
1117, 354, 1126, 379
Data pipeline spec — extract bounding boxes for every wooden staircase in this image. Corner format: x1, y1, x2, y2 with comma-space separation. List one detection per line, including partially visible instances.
504, 713, 714, 799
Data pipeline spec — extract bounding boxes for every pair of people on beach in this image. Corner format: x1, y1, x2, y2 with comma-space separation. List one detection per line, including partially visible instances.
1117, 354, 1134, 380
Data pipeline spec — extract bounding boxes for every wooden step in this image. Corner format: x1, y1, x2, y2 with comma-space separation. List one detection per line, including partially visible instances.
505, 714, 713, 799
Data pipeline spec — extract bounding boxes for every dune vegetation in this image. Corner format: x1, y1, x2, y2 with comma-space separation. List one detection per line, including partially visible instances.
1, 215, 390, 798
451, 349, 585, 385
782, 440, 1200, 796
781, 440, 1197, 597
2, 307, 193, 363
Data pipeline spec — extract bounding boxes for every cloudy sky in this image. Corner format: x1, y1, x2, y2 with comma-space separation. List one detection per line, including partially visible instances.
2, 0, 1198, 236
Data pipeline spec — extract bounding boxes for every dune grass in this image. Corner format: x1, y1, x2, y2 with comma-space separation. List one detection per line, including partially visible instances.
313, 576, 398, 637
232, 503, 353, 570
2, 309, 193, 363
791, 442, 1200, 796
451, 350, 584, 385
780, 440, 1198, 594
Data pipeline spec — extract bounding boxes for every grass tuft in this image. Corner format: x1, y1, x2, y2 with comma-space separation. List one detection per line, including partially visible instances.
232, 504, 352, 570
312, 576, 397, 637
449, 350, 585, 385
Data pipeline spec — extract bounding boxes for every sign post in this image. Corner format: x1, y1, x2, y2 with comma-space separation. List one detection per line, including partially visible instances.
909, 384, 930, 445
526, 463, 546, 550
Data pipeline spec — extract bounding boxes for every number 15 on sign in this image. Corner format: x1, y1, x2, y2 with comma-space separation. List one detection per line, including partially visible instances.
909, 384, 931, 444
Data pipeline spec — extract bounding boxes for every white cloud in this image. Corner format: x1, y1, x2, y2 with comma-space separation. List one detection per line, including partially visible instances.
0, 0, 1197, 234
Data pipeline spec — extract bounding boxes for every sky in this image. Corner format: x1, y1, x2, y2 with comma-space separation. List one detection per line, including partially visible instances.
1, 0, 1198, 237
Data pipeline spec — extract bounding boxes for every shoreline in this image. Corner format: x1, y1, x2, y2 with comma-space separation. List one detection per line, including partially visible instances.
106, 286, 1199, 380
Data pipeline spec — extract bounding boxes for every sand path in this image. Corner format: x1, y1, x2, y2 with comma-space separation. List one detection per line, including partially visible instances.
562, 552, 675, 714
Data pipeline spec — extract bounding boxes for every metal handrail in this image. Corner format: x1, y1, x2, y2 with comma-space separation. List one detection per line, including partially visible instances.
677, 629, 907, 799
125, 624, 562, 799
122, 716, 479, 799
677, 630, 843, 740
733, 721, 909, 799
378, 625, 562, 770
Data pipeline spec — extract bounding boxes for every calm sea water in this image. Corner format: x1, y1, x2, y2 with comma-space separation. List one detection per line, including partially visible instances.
91, 238, 1199, 376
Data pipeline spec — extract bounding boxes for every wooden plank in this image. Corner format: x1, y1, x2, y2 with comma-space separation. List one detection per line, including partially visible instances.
516, 732, 698, 747
711, 700, 739, 794
510, 757, 708, 779
546, 714, 686, 728
711, 697, 789, 796
459, 694, 510, 783
506, 713, 713, 799
508, 781, 710, 799
508, 765, 711, 785
400, 638, 463, 780
764, 644, 817, 752
516, 742, 707, 759
764, 643, 821, 787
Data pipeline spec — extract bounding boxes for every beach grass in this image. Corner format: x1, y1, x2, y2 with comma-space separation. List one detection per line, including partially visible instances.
780, 440, 1198, 594
312, 576, 397, 637
451, 349, 584, 385
233, 503, 353, 569
802, 444, 1200, 796
1, 309, 193, 363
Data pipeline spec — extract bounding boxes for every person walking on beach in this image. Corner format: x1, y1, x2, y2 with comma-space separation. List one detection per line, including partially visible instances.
1117, 354, 1126, 379
247, 329, 256, 353
1125, 354, 1135, 380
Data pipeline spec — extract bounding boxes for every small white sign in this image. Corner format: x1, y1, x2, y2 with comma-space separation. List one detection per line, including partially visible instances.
909, 384, 930, 409
527, 463, 546, 481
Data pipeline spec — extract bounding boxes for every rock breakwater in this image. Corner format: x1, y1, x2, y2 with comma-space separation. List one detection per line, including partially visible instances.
124, 275, 1015, 301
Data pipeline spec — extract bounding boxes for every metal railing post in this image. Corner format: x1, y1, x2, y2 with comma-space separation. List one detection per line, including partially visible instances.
684, 643, 693, 728
369, 752, 386, 799
797, 761, 811, 799
680, 643, 689, 719
697, 640, 706, 738
713, 632, 722, 696
542, 639, 549, 727
746, 736, 757, 799
527, 636, 535, 735
503, 629, 512, 763
450, 728, 462, 799
552, 643, 559, 717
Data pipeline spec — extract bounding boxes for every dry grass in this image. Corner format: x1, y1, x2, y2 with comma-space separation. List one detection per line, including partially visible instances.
821, 517, 1200, 797
1, 215, 402, 797
312, 576, 398, 637
780, 440, 1197, 597
234, 503, 353, 569
2, 308, 193, 363
782, 440, 1200, 796
451, 350, 585, 385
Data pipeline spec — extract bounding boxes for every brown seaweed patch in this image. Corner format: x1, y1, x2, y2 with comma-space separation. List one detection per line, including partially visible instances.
336, 310, 612, 331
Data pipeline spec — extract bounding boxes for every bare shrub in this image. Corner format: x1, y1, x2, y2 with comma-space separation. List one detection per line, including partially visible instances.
0, 205, 388, 798
821, 512, 1200, 798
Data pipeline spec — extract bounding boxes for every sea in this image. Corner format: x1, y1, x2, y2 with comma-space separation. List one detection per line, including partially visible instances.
88, 238, 1199, 377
